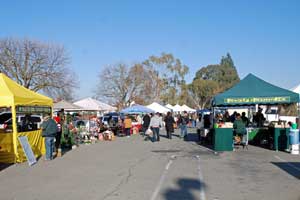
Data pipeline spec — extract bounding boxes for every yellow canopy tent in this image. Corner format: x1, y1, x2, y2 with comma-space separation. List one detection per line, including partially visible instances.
0, 73, 53, 163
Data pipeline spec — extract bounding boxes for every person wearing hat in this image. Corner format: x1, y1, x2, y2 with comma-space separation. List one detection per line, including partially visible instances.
41, 114, 58, 160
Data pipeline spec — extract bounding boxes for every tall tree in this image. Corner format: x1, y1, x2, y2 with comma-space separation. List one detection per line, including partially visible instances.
194, 53, 239, 91
96, 63, 149, 109
142, 53, 189, 104
0, 38, 77, 101
190, 53, 240, 108
189, 79, 219, 109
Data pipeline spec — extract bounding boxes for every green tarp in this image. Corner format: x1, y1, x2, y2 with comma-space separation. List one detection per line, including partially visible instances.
213, 73, 300, 106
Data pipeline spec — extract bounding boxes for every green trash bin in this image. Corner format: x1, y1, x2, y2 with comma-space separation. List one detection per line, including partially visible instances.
213, 128, 233, 151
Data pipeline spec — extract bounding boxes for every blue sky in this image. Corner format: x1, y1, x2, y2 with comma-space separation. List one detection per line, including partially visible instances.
0, 0, 299, 99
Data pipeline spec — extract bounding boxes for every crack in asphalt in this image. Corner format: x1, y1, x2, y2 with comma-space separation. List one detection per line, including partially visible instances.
101, 156, 149, 200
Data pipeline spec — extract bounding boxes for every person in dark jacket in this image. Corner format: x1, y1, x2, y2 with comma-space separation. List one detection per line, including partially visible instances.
164, 112, 175, 139
180, 111, 189, 138
41, 114, 58, 160
142, 114, 151, 136
233, 113, 246, 146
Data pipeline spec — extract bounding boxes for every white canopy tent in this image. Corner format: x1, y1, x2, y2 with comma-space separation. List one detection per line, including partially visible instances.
173, 104, 184, 112
54, 100, 83, 111
73, 97, 116, 112
181, 104, 196, 112
291, 84, 300, 94
146, 102, 170, 114
165, 104, 174, 110
291, 84, 300, 111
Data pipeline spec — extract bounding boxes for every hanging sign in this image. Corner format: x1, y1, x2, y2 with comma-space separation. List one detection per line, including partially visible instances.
224, 96, 291, 104
16, 106, 51, 114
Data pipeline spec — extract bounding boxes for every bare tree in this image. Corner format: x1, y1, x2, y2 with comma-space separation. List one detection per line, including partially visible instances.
0, 38, 77, 101
96, 63, 148, 109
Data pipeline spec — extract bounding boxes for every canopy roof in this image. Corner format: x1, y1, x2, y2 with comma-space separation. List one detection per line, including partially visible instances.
54, 100, 83, 111
147, 102, 170, 114
181, 104, 196, 112
0, 73, 52, 107
120, 104, 154, 114
173, 104, 184, 112
213, 73, 300, 106
73, 97, 116, 111
165, 104, 174, 110
291, 84, 300, 94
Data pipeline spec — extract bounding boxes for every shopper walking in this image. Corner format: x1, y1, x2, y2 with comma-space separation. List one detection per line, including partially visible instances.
164, 112, 175, 139
41, 114, 58, 161
150, 112, 163, 142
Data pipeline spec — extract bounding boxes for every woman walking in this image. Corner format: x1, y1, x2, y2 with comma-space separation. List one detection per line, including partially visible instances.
150, 112, 163, 142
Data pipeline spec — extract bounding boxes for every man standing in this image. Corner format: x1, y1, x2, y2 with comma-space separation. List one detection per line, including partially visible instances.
241, 112, 249, 127
164, 112, 175, 139
150, 112, 163, 142
180, 111, 189, 139
142, 113, 151, 136
233, 113, 246, 147
41, 114, 58, 160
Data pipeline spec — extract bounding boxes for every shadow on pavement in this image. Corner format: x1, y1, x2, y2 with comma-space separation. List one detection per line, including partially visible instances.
183, 132, 215, 151
163, 178, 206, 200
0, 163, 13, 171
271, 162, 300, 179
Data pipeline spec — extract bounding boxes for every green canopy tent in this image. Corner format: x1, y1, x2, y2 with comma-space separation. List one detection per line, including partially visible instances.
211, 74, 299, 152
213, 73, 299, 107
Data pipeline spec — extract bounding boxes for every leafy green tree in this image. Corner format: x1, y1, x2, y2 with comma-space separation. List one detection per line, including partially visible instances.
194, 53, 239, 92
142, 53, 189, 104
189, 79, 219, 109
191, 53, 240, 108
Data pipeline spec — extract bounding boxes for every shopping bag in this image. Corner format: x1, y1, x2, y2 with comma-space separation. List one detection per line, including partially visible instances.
145, 128, 153, 136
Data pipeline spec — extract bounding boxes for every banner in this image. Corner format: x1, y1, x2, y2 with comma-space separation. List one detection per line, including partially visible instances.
224, 96, 290, 104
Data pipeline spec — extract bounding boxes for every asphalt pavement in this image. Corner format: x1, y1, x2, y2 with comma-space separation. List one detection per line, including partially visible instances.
0, 128, 300, 200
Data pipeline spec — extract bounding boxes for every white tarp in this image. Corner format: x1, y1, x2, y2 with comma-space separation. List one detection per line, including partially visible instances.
73, 97, 116, 111
146, 102, 170, 114
181, 104, 196, 112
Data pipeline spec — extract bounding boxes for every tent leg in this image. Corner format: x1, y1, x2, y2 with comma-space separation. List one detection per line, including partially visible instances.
12, 106, 19, 163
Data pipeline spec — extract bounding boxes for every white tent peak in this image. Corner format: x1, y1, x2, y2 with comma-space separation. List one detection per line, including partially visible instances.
146, 102, 170, 114
172, 104, 183, 112
165, 104, 174, 110
291, 84, 300, 93
54, 100, 83, 111
73, 97, 116, 111
181, 104, 196, 112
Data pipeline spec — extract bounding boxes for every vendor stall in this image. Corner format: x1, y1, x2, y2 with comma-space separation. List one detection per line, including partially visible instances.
120, 105, 154, 135
0, 73, 53, 163
212, 73, 300, 152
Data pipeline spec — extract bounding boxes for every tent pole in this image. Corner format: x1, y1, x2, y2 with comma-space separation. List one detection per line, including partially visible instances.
11, 106, 19, 162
